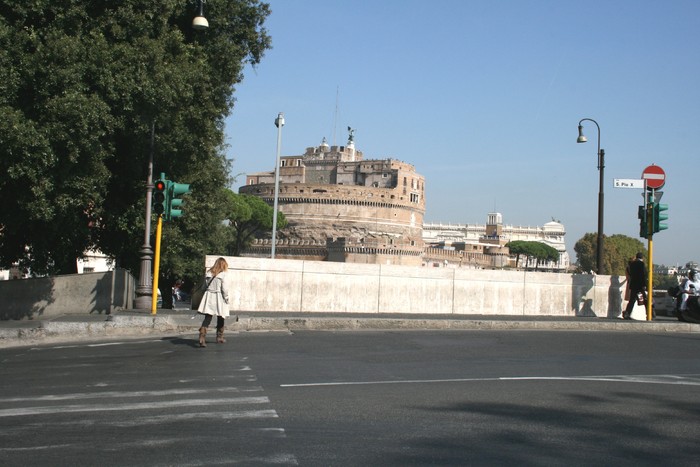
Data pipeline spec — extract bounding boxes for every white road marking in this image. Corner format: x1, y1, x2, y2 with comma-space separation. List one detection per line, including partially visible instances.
107, 410, 280, 426
0, 396, 270, 418
280, 373, 700, 388
0, 386, 264, 403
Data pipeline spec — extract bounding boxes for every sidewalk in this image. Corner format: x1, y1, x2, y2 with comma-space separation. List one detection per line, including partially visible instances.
1, 309, 698, 348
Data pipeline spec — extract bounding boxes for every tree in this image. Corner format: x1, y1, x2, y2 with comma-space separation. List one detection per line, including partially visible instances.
224, 192, 287, 256
574, 233, 645, 275
506, 241, 527, 268
506, 241, 560, 270
0, 1, 271, 275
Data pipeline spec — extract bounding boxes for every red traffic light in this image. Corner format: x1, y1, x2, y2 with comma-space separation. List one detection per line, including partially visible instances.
153, 179, 167, 215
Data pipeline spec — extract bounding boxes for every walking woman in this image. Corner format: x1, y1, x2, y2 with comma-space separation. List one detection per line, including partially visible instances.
197, 257, 230, 348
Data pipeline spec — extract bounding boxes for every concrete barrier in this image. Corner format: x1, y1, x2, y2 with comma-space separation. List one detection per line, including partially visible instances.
0, 269, 134, 320
205, 256, 625, 318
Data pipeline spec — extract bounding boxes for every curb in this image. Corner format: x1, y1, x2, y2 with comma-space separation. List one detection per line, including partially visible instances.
1, 314, 698, 348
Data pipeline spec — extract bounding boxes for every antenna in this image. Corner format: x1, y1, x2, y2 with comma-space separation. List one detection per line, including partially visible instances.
332, 86, 339, 146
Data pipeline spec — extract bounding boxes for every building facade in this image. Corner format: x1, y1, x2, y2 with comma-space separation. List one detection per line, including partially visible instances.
240, 134, 426, 265
423, 212, 569, 270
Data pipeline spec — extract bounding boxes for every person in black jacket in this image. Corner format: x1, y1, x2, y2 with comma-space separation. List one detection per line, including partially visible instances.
623, 252, 647, 320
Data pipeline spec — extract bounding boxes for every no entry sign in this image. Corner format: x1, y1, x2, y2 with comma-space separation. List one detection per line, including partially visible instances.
642, 164, 666, 190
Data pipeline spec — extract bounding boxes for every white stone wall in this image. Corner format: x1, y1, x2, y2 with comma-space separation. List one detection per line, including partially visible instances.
208, 256, 622, 318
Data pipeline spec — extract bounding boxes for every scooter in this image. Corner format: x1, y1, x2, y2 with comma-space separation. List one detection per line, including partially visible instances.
668, 285, 700, 323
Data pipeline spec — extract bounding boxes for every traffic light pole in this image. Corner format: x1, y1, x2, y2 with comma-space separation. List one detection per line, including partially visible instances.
647, 234, 653, 322
151, 214, 163, 315
645, 189, 654, 322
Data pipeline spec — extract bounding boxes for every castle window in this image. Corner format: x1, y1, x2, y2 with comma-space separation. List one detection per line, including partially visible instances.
382, 173, 389, 178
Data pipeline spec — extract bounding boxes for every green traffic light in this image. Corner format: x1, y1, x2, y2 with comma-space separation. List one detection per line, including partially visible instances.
653, 203, 669, 233
166, 181, 191, 220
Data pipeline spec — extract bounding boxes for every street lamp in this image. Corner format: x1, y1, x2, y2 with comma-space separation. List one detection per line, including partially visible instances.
271, 112, 285, 259
577, 118, 605, 275
135, 4, 209, 309
192, 0, 209, 30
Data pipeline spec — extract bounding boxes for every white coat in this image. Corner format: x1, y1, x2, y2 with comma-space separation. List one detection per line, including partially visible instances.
197, 272, 230, 318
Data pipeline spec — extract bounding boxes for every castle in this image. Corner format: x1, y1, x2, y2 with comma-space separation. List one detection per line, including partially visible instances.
240, 132, 426, 266
239, 132, 568, 270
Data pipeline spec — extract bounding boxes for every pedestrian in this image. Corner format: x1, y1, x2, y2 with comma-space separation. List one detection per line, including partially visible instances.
196, 257, 230, 348
624, 256, 635, 303
623, 252, 647, 320
679, 269, 700, 314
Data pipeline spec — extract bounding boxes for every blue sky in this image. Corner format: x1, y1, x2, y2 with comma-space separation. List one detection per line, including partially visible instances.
223, 0, 699, 267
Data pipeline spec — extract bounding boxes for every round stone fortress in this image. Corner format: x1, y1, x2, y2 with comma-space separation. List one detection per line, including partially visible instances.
239, 134, 426, 265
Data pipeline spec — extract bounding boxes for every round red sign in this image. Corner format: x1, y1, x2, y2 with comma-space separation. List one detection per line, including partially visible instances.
642, 164, 665, 190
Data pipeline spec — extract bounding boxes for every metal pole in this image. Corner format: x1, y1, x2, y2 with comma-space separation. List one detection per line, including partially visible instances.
578, 118, 604, 275
597, 147, 605, 275
271, 112, 285, 259
151, 214, 163, 315
135, 122, 156, 309
646, 189, 654, 321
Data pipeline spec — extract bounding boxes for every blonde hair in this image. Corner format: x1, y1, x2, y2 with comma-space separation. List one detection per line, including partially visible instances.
209, 257, 228, 277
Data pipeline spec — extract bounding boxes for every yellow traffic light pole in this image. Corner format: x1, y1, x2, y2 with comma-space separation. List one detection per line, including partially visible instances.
151, 214, 163, 315
646, 200, 653, 321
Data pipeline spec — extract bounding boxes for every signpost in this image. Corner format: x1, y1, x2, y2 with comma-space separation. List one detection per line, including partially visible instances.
618, 164, 668, 321
642, 164, 666, 190
640, 164, 666, 322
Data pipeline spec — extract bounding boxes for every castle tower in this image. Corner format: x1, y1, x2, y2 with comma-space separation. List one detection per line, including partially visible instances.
240, 134, 425, 265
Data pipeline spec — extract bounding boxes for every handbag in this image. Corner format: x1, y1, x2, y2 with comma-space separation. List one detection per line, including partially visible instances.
636, 291, 646, 306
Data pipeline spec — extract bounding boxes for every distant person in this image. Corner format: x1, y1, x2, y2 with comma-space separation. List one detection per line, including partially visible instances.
196, 257, 230, 347
172, 279, 190, 302
679, 269, 700, 314
623, 252, 647, 320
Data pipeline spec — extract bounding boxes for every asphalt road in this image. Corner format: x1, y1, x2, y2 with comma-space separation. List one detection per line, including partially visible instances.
1, 329, 699, 466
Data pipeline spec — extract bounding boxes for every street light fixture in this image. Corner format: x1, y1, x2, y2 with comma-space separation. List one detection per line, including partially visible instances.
577, 118, 605, 275
271, 112, 285, 259
192, 0, 209, 30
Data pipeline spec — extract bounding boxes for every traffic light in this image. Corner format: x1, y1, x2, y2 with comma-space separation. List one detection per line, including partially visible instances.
653, 203, 669, 233
638, 205, 648, 238
166, 181, 191, 221
153, 179, 167, 216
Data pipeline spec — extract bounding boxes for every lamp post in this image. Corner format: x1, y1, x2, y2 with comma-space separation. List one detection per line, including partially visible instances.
577, 118, 605, 275
271, 112, 284, 259
134, 123, 157, 310
135, 6, 208, 309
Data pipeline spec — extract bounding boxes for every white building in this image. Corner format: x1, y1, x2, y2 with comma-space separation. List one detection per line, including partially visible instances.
423, 212, 569, 271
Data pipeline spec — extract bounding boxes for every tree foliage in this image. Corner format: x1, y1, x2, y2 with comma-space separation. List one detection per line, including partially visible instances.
223, 192, 287, 256
506, 240, 560, 270
573, 233, 646, 275
0, 1, 271, 279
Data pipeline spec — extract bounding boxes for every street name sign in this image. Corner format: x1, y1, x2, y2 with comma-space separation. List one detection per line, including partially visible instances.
614, 179, 644, 189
